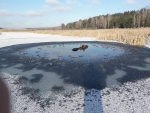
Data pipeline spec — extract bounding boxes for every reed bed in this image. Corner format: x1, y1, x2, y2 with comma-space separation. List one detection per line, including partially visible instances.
1, 28, 150, 46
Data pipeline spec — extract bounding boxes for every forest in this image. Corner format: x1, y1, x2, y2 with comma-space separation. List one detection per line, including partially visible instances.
60, 8, 150, 30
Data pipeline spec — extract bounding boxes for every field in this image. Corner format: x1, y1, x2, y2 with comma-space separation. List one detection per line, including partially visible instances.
1, 28, 150, 46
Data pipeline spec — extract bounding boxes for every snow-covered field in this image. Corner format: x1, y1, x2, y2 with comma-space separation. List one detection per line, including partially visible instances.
0, 32, 150, 113
0, 32, 96, 48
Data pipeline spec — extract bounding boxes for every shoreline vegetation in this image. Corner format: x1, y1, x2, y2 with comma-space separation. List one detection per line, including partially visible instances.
0, 28, 150, 46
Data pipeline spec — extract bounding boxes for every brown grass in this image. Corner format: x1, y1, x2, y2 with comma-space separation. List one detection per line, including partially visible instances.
1, 28, 150, 46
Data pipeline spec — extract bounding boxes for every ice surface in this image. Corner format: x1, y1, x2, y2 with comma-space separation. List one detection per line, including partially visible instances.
15, 43, 125, 61
101, 78, 150, 113
106, 69, 126, 87
1, 32, 150, 113
1, 71, 150, 113
128, 57, 150, 71
1, 64, 76, 95
128, 65, 150, 71
145, 58, 150, 63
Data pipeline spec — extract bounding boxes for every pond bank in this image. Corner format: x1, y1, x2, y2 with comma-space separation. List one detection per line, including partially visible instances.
1, 28, 150, 46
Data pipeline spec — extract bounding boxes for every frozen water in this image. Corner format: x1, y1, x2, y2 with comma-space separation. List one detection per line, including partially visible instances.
14, 43, 125, 61
1, 64, 77, 97
106, 69, 126, 87
128, 65, 150, 71
1, 32, 150, 113
128, 57, 150, 71
145, 57, 150, 63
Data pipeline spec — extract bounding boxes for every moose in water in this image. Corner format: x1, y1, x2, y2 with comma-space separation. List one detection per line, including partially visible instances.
72, 44, 88, 51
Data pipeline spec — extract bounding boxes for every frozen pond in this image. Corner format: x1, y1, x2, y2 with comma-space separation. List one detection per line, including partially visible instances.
1, 41, 150, 91
0, 41, 150, 112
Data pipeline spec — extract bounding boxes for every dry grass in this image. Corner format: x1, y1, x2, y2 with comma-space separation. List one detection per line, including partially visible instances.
1, 28, 150, 46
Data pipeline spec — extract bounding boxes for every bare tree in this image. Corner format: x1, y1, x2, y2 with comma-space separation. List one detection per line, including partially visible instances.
99, 16, 107, 28
106, 14, 111, 28
75, 20, 82, 29
78, 19, 82, 29
133, 14, 136, 27
141, 8, 147, 27
95, 17, 100, 29
136, 11, 141, 27
103, 17, 107, 29
91, 17, 96, 29
61, 23, 65, 30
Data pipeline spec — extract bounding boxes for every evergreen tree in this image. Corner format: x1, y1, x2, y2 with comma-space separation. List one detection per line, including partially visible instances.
62, 7, 150, 30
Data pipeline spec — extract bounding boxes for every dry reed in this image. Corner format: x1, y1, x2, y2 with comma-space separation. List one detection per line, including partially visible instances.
1, 28, 150, 46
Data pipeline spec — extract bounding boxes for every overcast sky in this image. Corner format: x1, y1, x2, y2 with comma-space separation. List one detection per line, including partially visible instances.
0, 0, 149, 28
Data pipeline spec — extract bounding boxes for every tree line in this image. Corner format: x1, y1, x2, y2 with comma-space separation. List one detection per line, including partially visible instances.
60, 8, 150, 30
